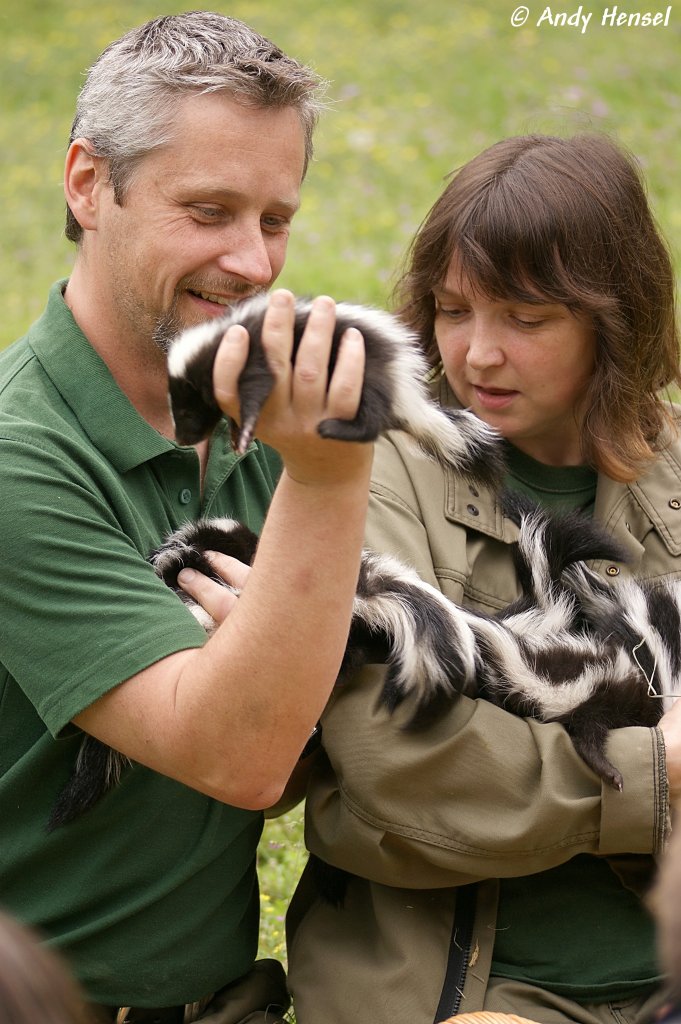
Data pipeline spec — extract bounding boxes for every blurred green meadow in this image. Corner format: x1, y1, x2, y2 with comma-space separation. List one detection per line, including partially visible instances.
2, 0, 680, 346
2, 0, 680, 969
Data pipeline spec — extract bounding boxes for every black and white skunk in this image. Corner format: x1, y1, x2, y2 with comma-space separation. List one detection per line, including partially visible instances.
160, 500, 676, 792
165, 294, 505, 488
48, 499, 681, 830
47, 296, 678, 826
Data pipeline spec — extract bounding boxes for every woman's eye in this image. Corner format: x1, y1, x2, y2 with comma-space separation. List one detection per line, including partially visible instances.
512, 315, 546, 328
437, 306, 467, 320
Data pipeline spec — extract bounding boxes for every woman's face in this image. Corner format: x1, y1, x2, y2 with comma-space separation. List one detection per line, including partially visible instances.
433, 256, 596, 466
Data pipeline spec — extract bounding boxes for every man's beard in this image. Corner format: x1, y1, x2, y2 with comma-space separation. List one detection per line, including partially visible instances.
152, 277, 263, 354
152, 302, 187, 354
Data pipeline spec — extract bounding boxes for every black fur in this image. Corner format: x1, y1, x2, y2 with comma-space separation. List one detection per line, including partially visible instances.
46, 300, 675, 829
47, 732, 131, 830
46, 519, 260, 831
49, 501, 680, 832
165, 294, 506, 489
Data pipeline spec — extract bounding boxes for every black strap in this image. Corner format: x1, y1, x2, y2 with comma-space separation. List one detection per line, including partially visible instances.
433, 883, 477, 1023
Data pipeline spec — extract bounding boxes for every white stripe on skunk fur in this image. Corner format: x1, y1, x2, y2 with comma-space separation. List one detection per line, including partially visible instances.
166, 294, 505, 489
49, 500, 681, 829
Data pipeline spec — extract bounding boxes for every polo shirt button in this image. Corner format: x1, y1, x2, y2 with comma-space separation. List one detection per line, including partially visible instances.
179, 488, 192, 504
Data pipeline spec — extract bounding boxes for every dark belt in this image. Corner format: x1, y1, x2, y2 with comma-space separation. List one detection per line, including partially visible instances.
94, 1006, 186, 1023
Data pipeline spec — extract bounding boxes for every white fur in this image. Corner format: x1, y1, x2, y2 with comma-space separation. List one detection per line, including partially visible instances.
54, 505, 681, 827
354, 551, 480, 700
166, 319, 223, 379
167, 294, 504, 481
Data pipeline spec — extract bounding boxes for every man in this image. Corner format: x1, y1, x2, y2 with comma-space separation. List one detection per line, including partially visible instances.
0, 13, 372, 1022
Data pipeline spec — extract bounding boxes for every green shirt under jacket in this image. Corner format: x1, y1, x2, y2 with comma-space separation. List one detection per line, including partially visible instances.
0, 282, 281, 1006
287, 371, 677, 1024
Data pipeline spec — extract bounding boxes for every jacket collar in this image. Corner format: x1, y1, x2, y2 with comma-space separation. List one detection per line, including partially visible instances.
433, 371, 517, 543
433, 366, 681, 559
596, 435, 681, 558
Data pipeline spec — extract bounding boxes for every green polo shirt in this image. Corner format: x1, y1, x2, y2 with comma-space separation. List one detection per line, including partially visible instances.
0, 282, 282, 1005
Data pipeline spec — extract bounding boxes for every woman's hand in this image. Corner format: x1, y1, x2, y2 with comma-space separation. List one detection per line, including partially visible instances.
659, 701, 681, 801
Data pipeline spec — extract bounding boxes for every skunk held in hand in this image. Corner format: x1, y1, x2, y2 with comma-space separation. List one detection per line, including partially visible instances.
166, 293, 504, 489
147, 500, 681, 790
49, 500, 681, 830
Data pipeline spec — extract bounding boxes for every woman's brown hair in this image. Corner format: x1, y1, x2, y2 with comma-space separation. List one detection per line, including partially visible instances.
394, 133, 681, 481
0, 910, 94, 1024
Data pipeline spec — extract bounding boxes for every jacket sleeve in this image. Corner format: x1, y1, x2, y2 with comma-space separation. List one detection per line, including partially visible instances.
303, 438, 669, 890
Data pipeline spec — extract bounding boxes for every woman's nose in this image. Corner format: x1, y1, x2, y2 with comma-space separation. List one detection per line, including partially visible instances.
465, 320, 505, 369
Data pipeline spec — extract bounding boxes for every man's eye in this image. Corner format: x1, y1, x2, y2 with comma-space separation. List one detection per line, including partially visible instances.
262, 216, 290, 233
192, 206, 222, 221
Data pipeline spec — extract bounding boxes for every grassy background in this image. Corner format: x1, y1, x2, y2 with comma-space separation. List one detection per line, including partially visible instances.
2, 0, 680, 346
2, 0, 680, 967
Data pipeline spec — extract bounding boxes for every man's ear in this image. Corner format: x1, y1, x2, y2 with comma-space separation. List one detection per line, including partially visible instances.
64, 139, 109, 233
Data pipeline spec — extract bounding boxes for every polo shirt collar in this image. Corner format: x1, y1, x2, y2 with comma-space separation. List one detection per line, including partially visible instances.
29, 281, 183, 472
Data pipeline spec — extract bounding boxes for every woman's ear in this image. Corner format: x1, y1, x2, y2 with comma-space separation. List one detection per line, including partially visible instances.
64, 139, 108, 233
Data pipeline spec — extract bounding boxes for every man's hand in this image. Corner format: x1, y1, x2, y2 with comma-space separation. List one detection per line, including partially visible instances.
212, 289, 369, 486
74, 292, 372, 810
177, 550, 250, 625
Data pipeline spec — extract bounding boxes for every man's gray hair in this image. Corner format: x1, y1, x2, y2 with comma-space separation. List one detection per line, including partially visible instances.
65, 10, 326, 242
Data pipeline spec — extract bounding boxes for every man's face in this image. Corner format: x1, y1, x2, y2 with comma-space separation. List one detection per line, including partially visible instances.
90, 91, 306, 351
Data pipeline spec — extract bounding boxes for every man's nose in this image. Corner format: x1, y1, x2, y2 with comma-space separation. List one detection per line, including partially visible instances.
214, 223, 273, 288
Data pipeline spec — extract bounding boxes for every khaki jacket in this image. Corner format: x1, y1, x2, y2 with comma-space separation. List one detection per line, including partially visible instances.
287, 378, 681, 1024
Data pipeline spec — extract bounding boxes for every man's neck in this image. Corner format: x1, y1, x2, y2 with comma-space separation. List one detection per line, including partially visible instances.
64, 270, 177, 438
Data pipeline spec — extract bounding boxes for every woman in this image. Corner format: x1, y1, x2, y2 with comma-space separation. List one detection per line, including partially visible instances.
285, 133, 681, 1024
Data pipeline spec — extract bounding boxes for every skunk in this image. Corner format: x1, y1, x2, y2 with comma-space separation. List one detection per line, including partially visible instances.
148, 501, 680, 788
48, 499, 680, 830
165, 293, 505, 489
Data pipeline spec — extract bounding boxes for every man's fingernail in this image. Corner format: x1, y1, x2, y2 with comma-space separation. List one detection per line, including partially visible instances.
177, 568, 196, 584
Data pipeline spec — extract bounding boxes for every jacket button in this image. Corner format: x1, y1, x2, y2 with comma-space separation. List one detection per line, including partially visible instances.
466, 504, 479, 516
178, 488, 192, 505
606, 565, 620, 577
670, 498, 681, 510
